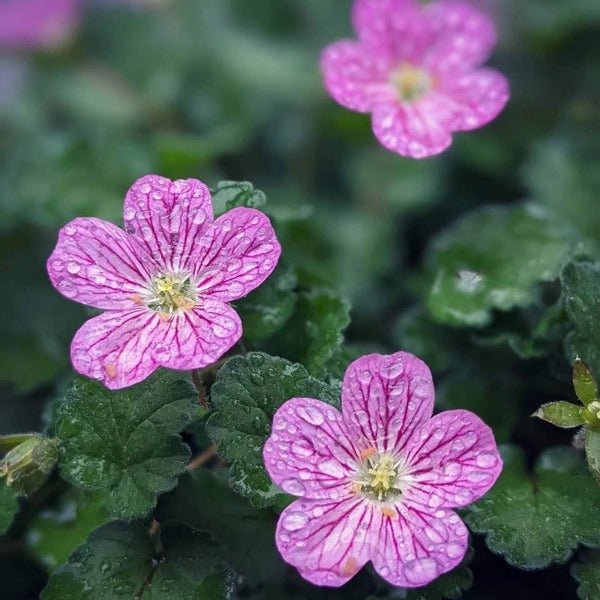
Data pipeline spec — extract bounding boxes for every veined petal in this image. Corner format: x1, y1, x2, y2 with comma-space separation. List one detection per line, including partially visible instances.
371, 101, 452, 158
434, 68, 510, 131
320, 40, 395, 112
264, 398, 358, 499
371, 504, 468, 587
341, 353, 434, 455
47, 217, 152, 310
422, 1, 498, 75
405, 409, 502, 509
122, 175, 214, 273
276, 496, 377, 587
194, 207, 281, 302
70, 308, 164, 390
154, 299, 242, 371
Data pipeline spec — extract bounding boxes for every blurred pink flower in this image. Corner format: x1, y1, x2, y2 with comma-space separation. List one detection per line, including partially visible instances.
263, 352, 502, 587
321, 0, 509, 158
0, 0, 82, 49
47, 175, 281, 390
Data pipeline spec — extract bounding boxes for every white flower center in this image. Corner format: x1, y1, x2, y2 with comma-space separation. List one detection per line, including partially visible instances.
352, 450, 408, 502
390, 63, 432, 102
145, 272, 197, 315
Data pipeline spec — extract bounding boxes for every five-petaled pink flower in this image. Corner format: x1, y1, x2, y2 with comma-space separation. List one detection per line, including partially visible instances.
47, 175, 281, 390
321, 0, 510, 158
263, 352, 502, 587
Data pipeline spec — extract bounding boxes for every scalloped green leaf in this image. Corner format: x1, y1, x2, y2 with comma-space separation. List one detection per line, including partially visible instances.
236, 264, 297, 341
571, 549, 600, 600
464, 445, 600, 569
211, 180, 266, 217
157, 469, 284, 585
562, 261, 600, 382
533, 401, 586, 428
0, 479, 18, 535
206, 352, 339, 507
27, 490, 109, 571
585, 428, 600, 484
428, 204, 580, 327
55, 372, 198, 520
41, 520, 233, 600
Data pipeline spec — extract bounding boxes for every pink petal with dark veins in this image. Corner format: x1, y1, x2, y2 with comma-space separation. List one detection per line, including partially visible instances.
194, 207, 281, 302
405, 409, 503, 509
47, 217, 153, 310
263, 398, 358, 499
122, 175, 214, 274
341, 352, 434, 454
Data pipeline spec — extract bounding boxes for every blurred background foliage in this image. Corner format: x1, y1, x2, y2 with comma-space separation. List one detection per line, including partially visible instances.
0, 0, 599, 598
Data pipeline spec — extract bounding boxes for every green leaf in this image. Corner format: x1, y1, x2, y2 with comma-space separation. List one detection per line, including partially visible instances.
533, 401, 586, 428
206, 352, 339, 507
41, 520, 233, 600
27, 491, 109, 571
571, 549, 600, 600
157, 469, 284, 585
585, 428, 600, 484
236, 264, 297, 341
573, 359, 598, 407
56, 372, 198, 520
464, 445, 600, 568
0, 479, 18, 535
428, 204, 580, 327
562, 261, 600, 381
211, 180, 267, 217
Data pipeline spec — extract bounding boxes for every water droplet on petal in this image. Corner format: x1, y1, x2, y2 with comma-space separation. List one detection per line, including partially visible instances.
403, 557, 439, 585
476, 453, 498, 468
319, 459, 345, 478
281, 510, 309, 531
296, 405, 324, 426
58, 279, 77, 298
351, 410, 369, 426
291, 438, 314, 458
446, 542, 465, 559
282, 478, 305, 495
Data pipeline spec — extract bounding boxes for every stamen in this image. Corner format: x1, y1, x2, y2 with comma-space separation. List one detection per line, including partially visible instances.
381, 506, 397, 519
105, 362, 117, 378
390, 63, 432, 102
342, 556, 358, 576
146, 272, 197, 315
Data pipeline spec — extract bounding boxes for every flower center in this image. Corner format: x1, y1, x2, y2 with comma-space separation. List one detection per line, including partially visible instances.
354, 451, 404, 502
146, 272, 196, 314
390, 64, 432, 102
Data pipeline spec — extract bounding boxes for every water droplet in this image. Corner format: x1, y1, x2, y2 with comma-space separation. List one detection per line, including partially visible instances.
404, 557, 438, 585
358, 369, 371, 383
312, 506, 324, 517
282, 510, 308, 531
446, 542, 464, 559
52, 259, 64, 271
428, 494, 443, 508
291, 438, 314, 458
424, 525, 445, 544
64, 225, 77, 236
140, 183, 152, 194
351, 410, 369, 426
153, 344, 171, 361
58, 279, 77, 298
296, 405, 324, 426
476, 452, 498, 468
380, 362, 403, 379
319, 459, 345, 478
124, 206, 136, 220
250, 372, 265, 386
282, 478, 305, 495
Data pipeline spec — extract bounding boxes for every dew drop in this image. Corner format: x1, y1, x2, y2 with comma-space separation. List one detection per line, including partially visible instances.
351, 410, 369, 426
319, 459, 345, 478
282, 510, 309, 531
296, 405, 324, 426
153, 344, 171, 361
291, 438, 315, 458
312, 506, 324, 517
58, 279, 77, 298
282, 478, 305, 495
404, 557, 438, 585
476, 452, 498, 468
446, 542, 465, 559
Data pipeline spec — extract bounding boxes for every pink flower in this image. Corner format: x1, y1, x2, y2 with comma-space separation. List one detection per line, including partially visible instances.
0, 0, 82, 49
47, 175, 281, 390
321, 0, 509, 158
263, 352, 502, 587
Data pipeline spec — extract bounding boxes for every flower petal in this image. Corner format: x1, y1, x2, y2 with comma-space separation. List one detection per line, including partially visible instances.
341, 352, 434, 454
264, 398, 358, 499
276, 496, 377, 587
122, 175, 214, 273
47, 217, 152, 310
371, 101, 453, 158
422, 1, 498, 74
70, 308, 164, 390
434, 68, 510, 131
154, 299, 242, 371
320, 41, 395, 112
371, 505, 469, 587
194, 207, 281, 302
406, 409, 502, 509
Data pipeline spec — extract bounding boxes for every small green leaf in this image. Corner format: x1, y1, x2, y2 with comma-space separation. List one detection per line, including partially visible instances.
571, 549, 600, 600
211, 180, 266, 217
27, 491, 109, 571
41, 520, 233, 600
573, 359, 599, 407
533, 401, 586, 428
562, 261, 600, 382
464, 445, 600, 568
157, 469, 284, 585
236, 264, 297, 341
584, 428, 600, 484
56, 372, 197, 520
428, 204, 580, 327
206, 352, 339, 507
0, 479, 18, 535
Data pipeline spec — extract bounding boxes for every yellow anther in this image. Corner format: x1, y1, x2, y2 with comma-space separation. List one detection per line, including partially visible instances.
342, 557, 358, 576
360, 447, 377, 460
390, 63, 432, 102
350, 482, 363, 494
105, 362, 117, 378
381, 506, 397, 519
